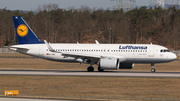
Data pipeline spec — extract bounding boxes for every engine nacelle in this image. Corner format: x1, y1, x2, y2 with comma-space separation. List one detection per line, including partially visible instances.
100, 58, 120, 69
119, 63, 134, 69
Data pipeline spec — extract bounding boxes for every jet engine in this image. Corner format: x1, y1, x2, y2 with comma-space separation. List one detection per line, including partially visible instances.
119, 63, 134, 69
100, 58, 120, 69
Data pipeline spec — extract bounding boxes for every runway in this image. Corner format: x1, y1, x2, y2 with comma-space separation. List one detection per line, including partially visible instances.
0, 69, 180, 78
0, 97, 78, 101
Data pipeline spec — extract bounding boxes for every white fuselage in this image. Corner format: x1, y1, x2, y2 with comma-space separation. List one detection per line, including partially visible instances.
10, 43, 177, 64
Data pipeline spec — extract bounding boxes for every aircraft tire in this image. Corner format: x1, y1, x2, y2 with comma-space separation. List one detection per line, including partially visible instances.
87, 67, 94, 72
151, 68, 155, 72
98, 67, 104, 72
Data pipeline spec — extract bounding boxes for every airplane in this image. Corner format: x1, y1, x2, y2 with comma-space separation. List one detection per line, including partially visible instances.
10, 16, 177, 72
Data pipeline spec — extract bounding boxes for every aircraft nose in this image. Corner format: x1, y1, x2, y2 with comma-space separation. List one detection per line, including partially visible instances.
170, 53, 177, 61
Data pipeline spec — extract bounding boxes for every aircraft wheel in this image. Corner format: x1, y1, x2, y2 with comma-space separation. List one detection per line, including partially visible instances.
87, 67, 94, 72
151, 68, 155, 72
98, 67, 104, 72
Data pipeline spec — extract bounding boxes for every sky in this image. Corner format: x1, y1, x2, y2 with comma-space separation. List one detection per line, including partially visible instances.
0, 0, 149, 11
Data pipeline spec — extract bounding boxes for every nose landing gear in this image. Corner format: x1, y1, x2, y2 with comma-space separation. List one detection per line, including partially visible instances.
151, 63, 155, 72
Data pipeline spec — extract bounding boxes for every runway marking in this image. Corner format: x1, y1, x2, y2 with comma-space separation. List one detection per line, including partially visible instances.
0, 70, 180, 78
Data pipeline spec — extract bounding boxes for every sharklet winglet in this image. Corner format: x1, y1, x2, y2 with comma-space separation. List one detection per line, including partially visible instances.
44, 40, 56, 52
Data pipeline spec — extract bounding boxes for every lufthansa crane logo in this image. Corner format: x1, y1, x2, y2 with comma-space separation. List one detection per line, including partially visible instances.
17, 24, 28, 37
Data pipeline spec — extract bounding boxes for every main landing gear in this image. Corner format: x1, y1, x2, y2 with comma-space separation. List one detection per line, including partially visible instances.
87, 61, 95, 72
98, 66, 104, 72
151, 63, 155, 72
87, 61, 104, 72
87, 66, 94, 72
87, 66, 104, 72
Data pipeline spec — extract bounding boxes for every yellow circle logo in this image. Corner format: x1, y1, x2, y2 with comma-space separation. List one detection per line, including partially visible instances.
17, 24, 28, 37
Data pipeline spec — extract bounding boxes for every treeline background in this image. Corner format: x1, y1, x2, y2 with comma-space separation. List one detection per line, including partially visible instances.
0, 4, 180, 50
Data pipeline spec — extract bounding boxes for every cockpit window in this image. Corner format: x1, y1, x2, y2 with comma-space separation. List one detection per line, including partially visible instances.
160, 49, 170, 52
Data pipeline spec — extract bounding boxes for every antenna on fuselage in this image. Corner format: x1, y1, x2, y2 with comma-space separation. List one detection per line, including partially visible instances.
150, 42, 152, 45
77, 42, 79, 44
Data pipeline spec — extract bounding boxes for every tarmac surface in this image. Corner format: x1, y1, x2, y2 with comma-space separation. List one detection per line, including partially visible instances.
0, 97, 79, 101
0, 69, 180, 78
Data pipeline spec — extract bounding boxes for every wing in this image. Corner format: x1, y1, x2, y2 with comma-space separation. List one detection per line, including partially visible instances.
44, 40, 126, 63
44, 40, 105, 59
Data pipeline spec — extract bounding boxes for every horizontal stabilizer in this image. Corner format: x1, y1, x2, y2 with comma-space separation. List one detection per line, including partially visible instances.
10, 46, 29, 50
9, 46, 29, 53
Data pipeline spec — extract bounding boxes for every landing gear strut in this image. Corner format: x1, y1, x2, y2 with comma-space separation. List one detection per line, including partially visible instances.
151, 63, 155, 72
87, 61, 95, 72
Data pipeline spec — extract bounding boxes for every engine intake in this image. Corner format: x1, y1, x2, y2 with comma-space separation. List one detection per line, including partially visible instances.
100, 58, 120, 69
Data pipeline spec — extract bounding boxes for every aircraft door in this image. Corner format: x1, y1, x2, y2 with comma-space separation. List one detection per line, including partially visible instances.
148, 46, 154, 57
38, 46, 44, 57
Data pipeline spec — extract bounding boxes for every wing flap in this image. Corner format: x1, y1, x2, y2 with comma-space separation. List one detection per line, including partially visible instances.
62, 52, 102, 59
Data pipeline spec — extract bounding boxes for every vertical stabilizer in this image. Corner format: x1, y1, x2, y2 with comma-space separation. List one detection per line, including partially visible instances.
13, 16, 43, 44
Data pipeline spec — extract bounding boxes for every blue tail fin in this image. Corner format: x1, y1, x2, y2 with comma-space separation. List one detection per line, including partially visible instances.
13, 16, 43, 44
